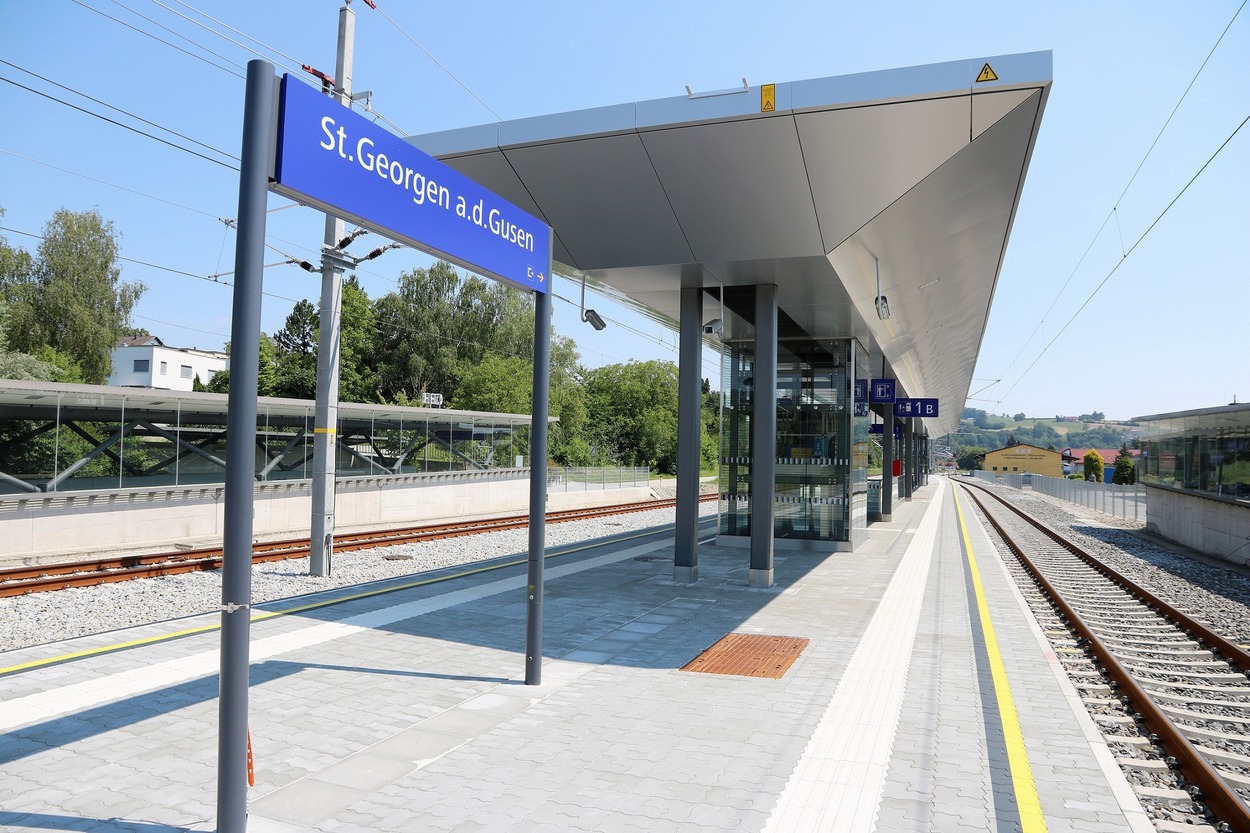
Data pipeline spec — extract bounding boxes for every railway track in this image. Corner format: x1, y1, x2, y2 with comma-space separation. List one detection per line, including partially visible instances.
958, 479, 1250, 832
0, 495, 715, 598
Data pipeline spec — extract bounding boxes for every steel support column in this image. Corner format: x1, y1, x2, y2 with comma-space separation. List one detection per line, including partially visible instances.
310, 3, 355, 578
674, 285, 702, 583
750, 284, 776, 588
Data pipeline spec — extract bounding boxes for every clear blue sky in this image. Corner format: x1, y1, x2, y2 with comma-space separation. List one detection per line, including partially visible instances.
2, 1, 1246, 421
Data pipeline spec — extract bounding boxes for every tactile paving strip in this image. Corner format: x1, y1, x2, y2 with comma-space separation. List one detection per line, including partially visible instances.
681, 633, 810, 679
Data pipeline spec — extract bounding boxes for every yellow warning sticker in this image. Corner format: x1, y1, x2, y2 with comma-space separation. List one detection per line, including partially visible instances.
761, 83, 775, 112
976, 63, 999, 83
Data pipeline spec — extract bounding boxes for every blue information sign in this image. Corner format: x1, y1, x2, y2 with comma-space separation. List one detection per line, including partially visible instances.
894, 397, 939, 418
271, 75, 551, 294
869, 379, 896, 404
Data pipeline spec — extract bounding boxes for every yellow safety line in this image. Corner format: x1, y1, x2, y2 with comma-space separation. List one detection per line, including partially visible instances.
312, 427, 336, 434
953, 486, 1048, 833
0, 524, 686, 677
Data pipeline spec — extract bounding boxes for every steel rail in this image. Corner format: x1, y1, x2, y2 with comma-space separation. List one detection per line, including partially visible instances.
960, 479, 1250, 674
0, 495, 715, 597
960, 482, 1250, 832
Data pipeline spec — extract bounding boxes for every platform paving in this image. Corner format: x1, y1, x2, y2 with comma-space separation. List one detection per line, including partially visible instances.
0, 478, 1153, 832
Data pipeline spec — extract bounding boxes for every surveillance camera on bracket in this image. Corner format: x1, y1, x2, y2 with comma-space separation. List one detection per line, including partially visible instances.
703, 318, 723, 337
582, 309, 607, 331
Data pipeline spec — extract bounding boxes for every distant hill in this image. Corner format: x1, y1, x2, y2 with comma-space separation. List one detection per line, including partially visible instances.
948, 409, 1137, 451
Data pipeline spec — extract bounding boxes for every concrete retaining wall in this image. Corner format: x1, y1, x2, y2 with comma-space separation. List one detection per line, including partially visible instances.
1144, 485, 1250, 566
0, 472, 653, 561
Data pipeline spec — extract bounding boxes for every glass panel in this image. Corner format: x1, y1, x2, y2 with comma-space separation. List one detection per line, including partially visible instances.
718, 339, 753, 537
773, 340, 850, 541
1139, 411, 1250, 502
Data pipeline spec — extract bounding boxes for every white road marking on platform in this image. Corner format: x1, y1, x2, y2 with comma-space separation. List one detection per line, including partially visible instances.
762, 478, 946, 833
0, 540, 665, 733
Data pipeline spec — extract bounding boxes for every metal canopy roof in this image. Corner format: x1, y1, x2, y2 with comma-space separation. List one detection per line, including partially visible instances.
411, 53, 1050, 437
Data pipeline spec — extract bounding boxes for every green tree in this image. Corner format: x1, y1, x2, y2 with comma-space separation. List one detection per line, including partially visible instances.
585, 360, 679, 471
3, 208, 144, 384
338, 275, 378, 402
0, 300, 66, 381
0, 210, 35, 290
206, 334, 279, 396
373, 261, 536, 405
547, 334, 590, 466
1013, 412, 1026, 422
956, 446, 989, 471
271, 299, 318, 399
1112, 443, 1136, 485
1084, 448, 1104, 482
374, 261, 471, 402
453, 353, 532, 414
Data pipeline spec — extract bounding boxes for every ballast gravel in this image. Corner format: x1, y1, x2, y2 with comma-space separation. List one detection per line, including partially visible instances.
971, 480, 1250, 644
1, 505, 714, 652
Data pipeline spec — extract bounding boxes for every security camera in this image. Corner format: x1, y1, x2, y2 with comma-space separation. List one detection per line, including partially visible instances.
703, 318, 723, 336
582, 309, 607, 331
874, 295, 890, 321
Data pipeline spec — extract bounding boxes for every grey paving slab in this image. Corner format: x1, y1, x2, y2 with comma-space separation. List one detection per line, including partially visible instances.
0, 486, 1155, 832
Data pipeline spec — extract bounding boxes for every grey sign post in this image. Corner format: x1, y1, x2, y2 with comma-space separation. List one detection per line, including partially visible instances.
217, 60, 555, 829
217, 58, 275, 833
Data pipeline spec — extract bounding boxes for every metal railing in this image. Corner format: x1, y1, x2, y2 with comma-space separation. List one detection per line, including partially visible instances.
970, 470, 1146, 523
545, 467, 651, 492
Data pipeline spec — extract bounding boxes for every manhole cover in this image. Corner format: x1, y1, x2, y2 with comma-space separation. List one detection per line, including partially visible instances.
681, 633, 809, 679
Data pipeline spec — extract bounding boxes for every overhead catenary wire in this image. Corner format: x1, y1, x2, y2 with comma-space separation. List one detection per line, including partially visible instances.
995, 108, 1250, 407
991, 0, 1247, 408
0, 146, 222, 220
69, 0, 245, 79
0, 75, 238, 171
0, 59, 238, 163
143, 0, 308, 78
371, 4, 502, 122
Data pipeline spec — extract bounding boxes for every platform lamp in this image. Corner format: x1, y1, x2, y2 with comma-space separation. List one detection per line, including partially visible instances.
579, 273, 607, 330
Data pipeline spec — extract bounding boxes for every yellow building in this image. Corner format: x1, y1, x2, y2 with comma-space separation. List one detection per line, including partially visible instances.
982, 443, 1063, 478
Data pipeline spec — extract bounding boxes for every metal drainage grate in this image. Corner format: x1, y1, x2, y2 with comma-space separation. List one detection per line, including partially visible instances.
681, 633, 810, 679
633, 555, 667, 562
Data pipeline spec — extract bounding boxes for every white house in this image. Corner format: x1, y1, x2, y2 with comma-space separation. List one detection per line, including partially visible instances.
107, 336, 229, 391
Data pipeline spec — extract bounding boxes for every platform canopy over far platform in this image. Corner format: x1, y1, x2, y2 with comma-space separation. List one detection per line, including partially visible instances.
0, 379, 543, 493
409, 52, 1051, 437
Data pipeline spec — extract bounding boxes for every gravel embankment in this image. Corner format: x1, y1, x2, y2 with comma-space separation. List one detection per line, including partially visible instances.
966, 479, 1250, 644
1, 504, 715, 652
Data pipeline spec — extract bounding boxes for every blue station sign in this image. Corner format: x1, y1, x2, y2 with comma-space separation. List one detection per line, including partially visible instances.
869, 379, 896, 404
894, 398, 939, 418
271, 75, 551, 294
